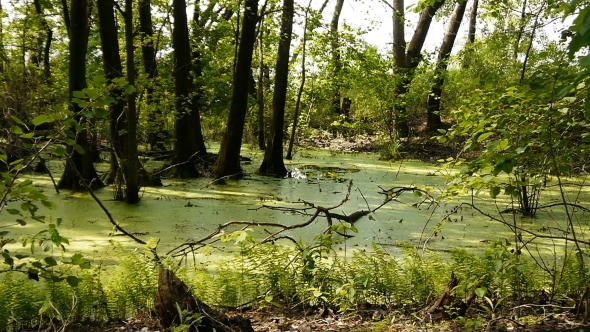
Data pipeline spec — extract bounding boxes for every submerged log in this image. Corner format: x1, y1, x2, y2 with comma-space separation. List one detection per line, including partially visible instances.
154, 267, 255, 332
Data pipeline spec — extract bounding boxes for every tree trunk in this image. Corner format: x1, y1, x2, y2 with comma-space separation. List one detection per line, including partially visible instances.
125, 0, 139, 204
171, 0, 207, 178
154, 267, 255, 331
392, 0, 446, 138
514, 0, 528, 60
60, 0, 70, 38
286, 0, 328, 160
462, 0, 478, 69
256, 13, 266, 151
330, 0, 344, 115
467, 0, 478, 44
139, 0, 166, 151
57, 0, 104, 191
214, 0, 259, 180
96, 0, 127, 193
426, 0, 467, 132
259, 0, 293, 177
33, 0, 52, 82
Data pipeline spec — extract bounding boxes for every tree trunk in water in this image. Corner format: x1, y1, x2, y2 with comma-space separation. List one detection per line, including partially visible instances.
189, 0, 209, 155
392, 0, 445, 137
57, 0, 104, 191
259, 0, 293, 177
125, 0, 139, 204
257, 22, 266, 151
426, 0, 467, 132
330, 0, 344, 115
96, 0, 127, 193
139, 0, 166, 151
171, 0, 207, 178
213, 0, 258, 180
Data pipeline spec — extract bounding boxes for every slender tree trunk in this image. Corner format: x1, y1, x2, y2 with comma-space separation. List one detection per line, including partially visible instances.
392, 0, 446, 138
426, 0, 468, 132
33, 0, 52, 82
139, 0, 166, 151
257, 17, 266, 150
330, 0, 345, 115
96, 0, 127, 191
125, 0, 139, 203
259, 0, 293, 177
61, 0, 70, 38
171, 0, 207, 178
214, 0, 259, 180
58, 0, 104, 191
467, 0, 478, 44
286, 0, 329, 160
0, 0, 5, 74
287, 1, 311, 160
514, 0, 528, 60
462, 0, 478, 69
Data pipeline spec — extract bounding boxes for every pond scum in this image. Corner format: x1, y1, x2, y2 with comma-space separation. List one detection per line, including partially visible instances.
0, 236, 586, 331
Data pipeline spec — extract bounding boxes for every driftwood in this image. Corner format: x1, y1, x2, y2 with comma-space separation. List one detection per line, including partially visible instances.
154, 267, 255, 332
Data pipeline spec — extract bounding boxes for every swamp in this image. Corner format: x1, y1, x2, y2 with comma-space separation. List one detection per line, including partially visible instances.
3, 0, 590, 331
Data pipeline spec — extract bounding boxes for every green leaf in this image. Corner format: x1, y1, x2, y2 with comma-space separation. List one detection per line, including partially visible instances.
497, 139, 509, 152
53, 146, 66, 156
124, 84, 136, 94
11, 116, 26, 125
44, 256, 58, 267
41, 200, 56, 210
73, 90, 86, 99
477, 132, 493, 142
12, 125, 24, 135
6, 208, 20, 215
490, 186, 501, 199
19, 133, 35, 139
73, 144, 85, 154
32, 115, 52, 126
475, 287, 486, 298
66, 276, 80, 287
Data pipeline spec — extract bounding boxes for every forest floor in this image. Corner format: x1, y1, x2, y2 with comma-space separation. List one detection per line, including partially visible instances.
60, 307, 590, 332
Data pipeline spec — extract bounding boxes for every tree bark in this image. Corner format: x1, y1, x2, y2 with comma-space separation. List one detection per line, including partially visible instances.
60, 0, 70, 38
171, 0, 208, 178
96, 0, 127, 192
286, 0, 329, 160
259, 0, 293, 177
426, 0, 468, 132
467, 0, 478, 44
214, 0, 259, 180
330, 0, 345, 115
514, 0, 528, 60
256, 7, 267, 151
58, 0, 104, 191
33, 0, 52, 82
139, 0, 166, 151
392, 0, 446, 138
125, 0, 139, 204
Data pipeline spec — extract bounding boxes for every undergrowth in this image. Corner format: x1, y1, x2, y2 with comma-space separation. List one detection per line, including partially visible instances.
0, 239, 585, 331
